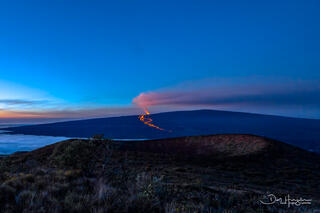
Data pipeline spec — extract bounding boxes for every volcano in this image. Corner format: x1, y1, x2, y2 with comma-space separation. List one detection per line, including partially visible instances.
5, 109, 320, 153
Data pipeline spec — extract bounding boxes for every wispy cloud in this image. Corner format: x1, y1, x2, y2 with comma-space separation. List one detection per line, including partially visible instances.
0, 106, 141, 124
133, 87, 320, 107
0, 99, 47, 106
14, 107, 141, 119
133, 79, 320, 118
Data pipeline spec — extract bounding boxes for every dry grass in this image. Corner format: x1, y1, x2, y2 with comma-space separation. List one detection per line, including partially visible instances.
0, 135, 319, 212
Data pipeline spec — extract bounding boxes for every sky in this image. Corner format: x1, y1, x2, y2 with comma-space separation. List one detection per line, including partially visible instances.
0, 0, 320, 123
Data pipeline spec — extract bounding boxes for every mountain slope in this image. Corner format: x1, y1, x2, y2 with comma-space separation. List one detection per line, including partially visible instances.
2, 134, 320, 212
6, 109, 320, 152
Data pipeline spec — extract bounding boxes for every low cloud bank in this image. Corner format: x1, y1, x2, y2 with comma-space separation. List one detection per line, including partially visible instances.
0, 133, 70, 154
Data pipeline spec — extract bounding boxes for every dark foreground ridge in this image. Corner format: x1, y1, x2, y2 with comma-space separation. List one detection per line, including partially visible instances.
0, 134, 319, 212
6, 110, 320, 153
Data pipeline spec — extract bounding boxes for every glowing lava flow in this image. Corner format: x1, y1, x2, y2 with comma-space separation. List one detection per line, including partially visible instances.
138, 108, 164, 130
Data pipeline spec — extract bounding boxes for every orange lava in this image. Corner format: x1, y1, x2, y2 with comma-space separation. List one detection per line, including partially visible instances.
138, 108, 164, 131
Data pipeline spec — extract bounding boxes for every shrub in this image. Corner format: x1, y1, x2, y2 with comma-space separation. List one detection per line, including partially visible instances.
0, 184, 16, 205
92, 134, 104, 140
16, 190, 35, 208
0, 158, 10, 173
51, 140, 99, 173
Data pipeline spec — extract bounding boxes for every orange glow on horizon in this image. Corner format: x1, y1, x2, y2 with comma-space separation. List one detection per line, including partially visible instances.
0, 110, 43, 119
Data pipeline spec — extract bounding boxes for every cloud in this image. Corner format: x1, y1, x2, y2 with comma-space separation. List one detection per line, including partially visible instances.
16, 107, 141, 118
0, 106, 141, 124
134, 88, 320, 107
133, 79, 320, 118
0, 133, 70, 154
0, 99, 46, 106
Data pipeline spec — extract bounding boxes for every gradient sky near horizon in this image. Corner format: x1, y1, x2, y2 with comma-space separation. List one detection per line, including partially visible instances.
0, 0, 320, 123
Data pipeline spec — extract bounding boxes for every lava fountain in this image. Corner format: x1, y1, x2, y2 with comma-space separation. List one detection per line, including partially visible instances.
138, 108, 164, 131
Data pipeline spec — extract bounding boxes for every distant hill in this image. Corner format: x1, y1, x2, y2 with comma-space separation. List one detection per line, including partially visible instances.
2, 134, 320, 212
6, 109, 320, 153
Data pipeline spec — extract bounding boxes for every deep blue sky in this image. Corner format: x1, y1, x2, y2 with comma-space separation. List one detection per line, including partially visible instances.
0, 0, 319, 121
